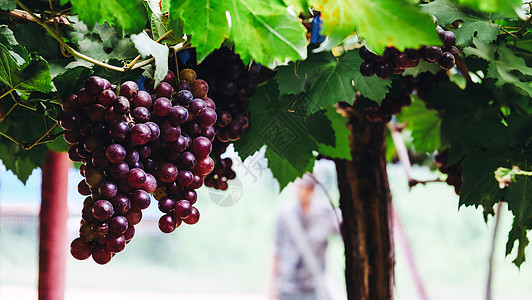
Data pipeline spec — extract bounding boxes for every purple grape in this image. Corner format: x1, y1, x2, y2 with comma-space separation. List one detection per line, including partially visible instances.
137, 145, 151, 160
155, 82, 174, 98
58, 111, 80, 130
190, 136, 212, 158
78, 180, 91, 196
145, 122, 160, 141
163, 70, 176, 85
85, 76, 107, 96
91, 222, 109, 237
61, 94, 79, 111
130, 123, 151, 146
193, 156, 214, 176
98, 181, 118, 199
130, 189, 151, 210
153, 97, 172, 116
109, 216, 129, 235
183, 207, 199, 225
127, 168, 146, 189
157, 162, 179, 183
176, 80, 190, 91
182, 122, 201, 138
70, 238, 93, 260
132, 91, 152, 109
106, 144, 127, 164
144, 159, 156, 174
178, 151, 197, 170
168, 105, 189, 126
111, 194, 131, 215
132, 106, 151, 123
98, 89, 117, 107
88, 104, 106, 122
143, 173, 157, 193
158, 196, 175, 213
178, 190, 196, 207
439, 52, 456, 70
158, 214, 180, 233
124, 206, 142, 225
189, 174, 204, 189
174, 200, 192, 219
360, 60, 376, 77
120, 81, 139, 99
63, 130, 81, 144
177, 170, 194, 187
442, 31, 456, 48
424, 46, 443, 63
375, 62, 394, 80
189, 98, 206, 116
196, 108, 217, 127
92, 199, 115, 221
176, 90, 193, 106
109, 161, 129, 179
77, 89, 96, 107
92, 244, 112, 264
226, 121, 243, 141
124, 226, 135, 241
106, 234, 126, 253
165, 181, 183, 196
125, 149, 140, 166
113, 96, 130, 114
201, 126, 215, 141
161, 121, 181, 142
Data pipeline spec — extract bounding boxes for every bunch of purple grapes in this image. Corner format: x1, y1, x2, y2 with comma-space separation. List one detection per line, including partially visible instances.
360, 18, 459, 79
195, 47, 258, 190
435, 149, 462, 195
58, 68, 216, 264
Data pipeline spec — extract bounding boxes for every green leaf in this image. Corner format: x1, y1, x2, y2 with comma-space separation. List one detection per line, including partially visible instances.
146, 0, 183, 44
421, 0, 500, 47
464, 39, 532, 97
401, 59, 442, 77
0, 45, 53, 99
397, 96, 441, 153
53, 66, 93, 99
317, 106, 351, 160
506, 220, 529, 267
456, 0, 521, 16
311, 0, 441, 54
169, 0, 229, 63
275, 49, 390, 114
282, 0, 310, 14
228, 0, 308, 67
131, 32, 169, 86
265, 149, 315, 189
68, 0, 146, 34
0, 0, 15, 11
92, 59, 144, 84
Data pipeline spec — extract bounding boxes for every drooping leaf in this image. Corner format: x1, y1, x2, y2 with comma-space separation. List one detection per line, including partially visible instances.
397, 96, 440, 153
169, 0, 229, 63
464, 38, 532, 97
265, 149, 315, 189
422, 0, 501, 47
506, 220, 529, 267
131, 32, 169, 86
66, 0, 146, 34
311, 0, 441, 54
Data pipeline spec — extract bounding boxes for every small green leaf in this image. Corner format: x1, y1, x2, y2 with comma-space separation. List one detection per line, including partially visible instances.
131, 32, 169, 86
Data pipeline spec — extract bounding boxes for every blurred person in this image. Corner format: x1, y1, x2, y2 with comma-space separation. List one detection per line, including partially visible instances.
270, 173, 341, 300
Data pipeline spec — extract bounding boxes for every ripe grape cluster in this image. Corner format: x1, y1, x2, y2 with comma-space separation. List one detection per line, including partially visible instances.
360, 20, 459, 79
195, 47, 258, 190
435, 149, 462, 195
59, 68, 216, 264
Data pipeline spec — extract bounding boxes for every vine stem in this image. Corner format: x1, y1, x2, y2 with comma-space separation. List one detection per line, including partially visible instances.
486, 202, 502, 300
125, 29, 174, 70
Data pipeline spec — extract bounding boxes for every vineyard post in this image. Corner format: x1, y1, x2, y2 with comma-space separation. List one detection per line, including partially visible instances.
39, 151, 70, 300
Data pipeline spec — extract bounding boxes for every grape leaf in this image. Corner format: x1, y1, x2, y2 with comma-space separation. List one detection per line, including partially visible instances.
282, 0, 310, 14
0, 44, 53, 100
311, 0, 441, 54
317, 106, 351, 160
506, 220, 529, 267
169, 0, 229, 63
397, 96, 440, 153
265, 150, 315, 189
401, 60, 442, 77
131, 32, 169, 87
421, 0, 501, 47
464, 38, 532, 97
53, 66, 93, 99
66, 0, 146, 34
275, 49, 391, 114
0, 0, 15, 10
228, 0, 308, 67
456, 0, 521, 16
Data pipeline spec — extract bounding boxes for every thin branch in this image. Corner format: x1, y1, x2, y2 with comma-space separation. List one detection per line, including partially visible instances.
25, 123, 57, 150
0, 102, 18, 123
0, 87, 15, 100
0, 130, 25, 147
486, 202, 502, 300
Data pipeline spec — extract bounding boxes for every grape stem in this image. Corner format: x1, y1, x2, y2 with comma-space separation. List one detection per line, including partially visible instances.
14, 0, 183, 73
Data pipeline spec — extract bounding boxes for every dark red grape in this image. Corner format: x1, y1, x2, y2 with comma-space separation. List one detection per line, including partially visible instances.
157, 162, 179, 183
153, 97, 172, 116
178, 151, 197, 170
123, 225, 135, 241
174, 199, 192, 219
182, 189, 197, 204
109, 216, 129, 235
111, 194, 131, 215
183, 207, 199, 225
120, 81, 139, 99
70, 238, 93, 260
189, 174, 204, 189
58, 111, 80, 130
127, 168, 146, 189
196, 108, 217, 127
132, 91, 152, 109
165, 181, 183, 196
360, 60, 376, 77
158, 196, 175, 213
424, 46, 443, 63
92, 199, 114, 221
98, 89, 116, 107
177, 170, 194, 187
143, 173, 157, 193
132, 106, 151, 123
439, 52, 455, 70
176, 80, 190, 91
130, 123, 151, 146
61, 94, 79, 111
189, 98, 206, 116
155, 82, 174, 98
190, 136, 212, 157
77, 89, 96, 107
375, 62, 394, 80
92, 244, 112, 264
124, 206, 142, 225
113, 96, 130, 114
176, 90, 193, 106
106, 144, 127, 164
161, 121, 181, 142
85, 76, 107, 96
109, 161, 129, 179
98, 181, 118, 199
78, 180, 91, 196
190, 79, 209, 98
158, 214, 180, 233
106, 234, 126, 253
201, 126, 216, 141
193, 156, 214, 176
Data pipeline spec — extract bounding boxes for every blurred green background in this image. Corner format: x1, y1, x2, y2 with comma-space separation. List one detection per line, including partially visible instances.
1, 149, 532, 299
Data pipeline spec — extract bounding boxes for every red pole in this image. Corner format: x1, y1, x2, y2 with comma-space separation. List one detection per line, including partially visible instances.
39, 151, 70, 300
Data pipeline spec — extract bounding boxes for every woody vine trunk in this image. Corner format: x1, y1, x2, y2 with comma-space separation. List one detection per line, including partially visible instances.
334, 106, 395, 300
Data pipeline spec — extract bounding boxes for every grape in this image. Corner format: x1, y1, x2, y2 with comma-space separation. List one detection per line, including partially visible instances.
153, 97, 172, 117
158, 196, 175, 213
441, 31, 456, 48
78, 180, 92, 196
225, 121, 243, 141
92, 200, 114, 221
143, 173, 157, 193
176, 80, 190, 91
83, 136, 102, 153
375, 62, 394, 80
178, 151, 197, 170
98, 89, 117, 107
70, 238, 93, 260
113, 96, 130, 114
123, 226, 135, 241
84, 168, 105, 188
360, 61, 376, 77
108, 161, 129, 179
158, 214, 180, 233
190, 136, 212, 157
181, 122, 201, 138
157, 162, 179, 183
120, 81, 139, 99
181, 189, 197, 204
92, 244, 112, 264
58, 111, 80, 130
196, 108, 217, 127
189, 98, 206, 116
439, 52, 455, 70
201, 126, 216, 141
133, 91, 152, 109
137, 145, 151, 160
106, 144, 127, 164
132, 106, 151, 123
127, 168, 146, 189
130, 123, 151, 146
163, 70, 176, 85
109, 216, 128, 235
155, 82, 174, 99
183, 207, 199, 225
106, 234, 126, 253
161, 121, 181, 142
88, 104, 106, 122
180, 68, 197, 83
98, 181, 118, 199
193, 156, 214, 176
124, 206, 142, 225
165, 181, 183, 196
77, 89, 96, 107
168, 105, 189, 126
125, 149, 140, 166
86, 76, 107, 96
111, 194, 131, 215
189, 174, 204, 189
176, 90, 193, 106
424, 46, 443, 63
190, 79, 209, 98
177, 170, 194, 187
61, 94, 79, 111
174, 200, 192, 219
63, 130, 82, 144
